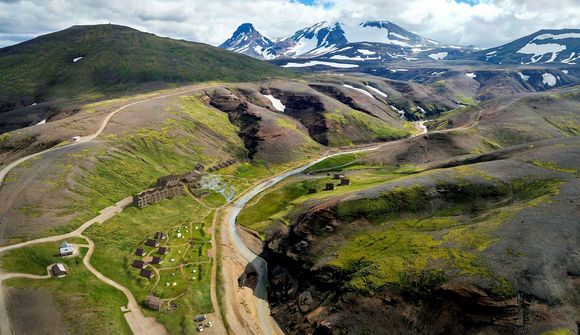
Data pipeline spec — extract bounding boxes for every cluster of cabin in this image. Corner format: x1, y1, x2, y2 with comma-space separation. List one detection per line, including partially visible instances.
132, 231, 168, 279
307, 173, 351, 194
206, 159, 236, 173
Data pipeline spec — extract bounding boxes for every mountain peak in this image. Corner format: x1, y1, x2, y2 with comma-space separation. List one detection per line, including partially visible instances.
234, 23, 256, 35
219, 23, 274, 59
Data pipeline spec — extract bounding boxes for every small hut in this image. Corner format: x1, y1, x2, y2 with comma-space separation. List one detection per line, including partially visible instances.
151, 256, 163, 265
51, 263, 67, 278
145, 239, 159, 247
154, 232, 166, 240
325, 183, 335, 191
132, 260, 146, 269
135, 248, 146, 256
145, 295, 163, 310
158, 247, 169, 255
339, 178, 350, 186
140, 269, 154, 279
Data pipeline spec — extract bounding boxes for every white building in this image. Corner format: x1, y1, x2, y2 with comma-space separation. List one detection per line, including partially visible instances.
59, 241, 74, 256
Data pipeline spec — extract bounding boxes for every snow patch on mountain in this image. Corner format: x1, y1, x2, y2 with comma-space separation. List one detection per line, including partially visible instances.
365, 85, 388, 98
282, 61, 359, 68
263, 95, 285, 112
428, 52, 448, 60
517, 43, 566, 63
466, 73, 477, 79
542, 73, 557, 86
534, 33, 580, 41
518, 72, 530, 82
343, 84, 375, 99
357, 49, 376, 55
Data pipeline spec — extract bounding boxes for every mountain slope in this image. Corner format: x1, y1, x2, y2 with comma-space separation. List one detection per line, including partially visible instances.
475, 29, 580, 64
0, 24, 290, 113
219, 23, 275, 59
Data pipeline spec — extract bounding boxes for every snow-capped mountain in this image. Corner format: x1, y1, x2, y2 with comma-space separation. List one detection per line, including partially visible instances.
219, 23, 275, 59
475, 29, 580, 65
221, 21, 469, 61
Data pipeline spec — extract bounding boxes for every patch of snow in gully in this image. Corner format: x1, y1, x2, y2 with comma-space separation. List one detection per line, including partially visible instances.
263, 95, 285, 112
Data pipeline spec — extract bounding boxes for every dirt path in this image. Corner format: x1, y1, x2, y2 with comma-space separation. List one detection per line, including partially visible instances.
0, 196, 132, 254
0, 83, 217, 192
207, 208, 228, 334
0, 197, 148, 335
81, 236, 168, 335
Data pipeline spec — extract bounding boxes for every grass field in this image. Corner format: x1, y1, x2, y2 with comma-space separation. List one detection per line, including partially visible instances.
84, 195, 213, 334
3, 248, 131, 335
238, 163, 421, 233
326, 110, 411, 146
305, 153, 368, 173
0, 239, 78, 275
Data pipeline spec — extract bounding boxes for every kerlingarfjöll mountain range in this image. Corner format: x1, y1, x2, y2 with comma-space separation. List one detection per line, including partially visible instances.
220, 21, 580, 66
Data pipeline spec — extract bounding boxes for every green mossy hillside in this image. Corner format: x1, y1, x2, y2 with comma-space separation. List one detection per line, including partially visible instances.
328, 178, 562, 295
0, 24, 292, 112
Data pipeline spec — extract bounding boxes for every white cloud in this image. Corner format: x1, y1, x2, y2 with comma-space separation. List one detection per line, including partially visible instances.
0, 0, 578, 48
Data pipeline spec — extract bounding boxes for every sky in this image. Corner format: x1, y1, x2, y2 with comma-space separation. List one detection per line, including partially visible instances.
0, 0, 578, 48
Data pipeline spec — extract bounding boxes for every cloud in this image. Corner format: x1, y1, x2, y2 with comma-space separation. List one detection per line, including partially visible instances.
0, 0, 578, 48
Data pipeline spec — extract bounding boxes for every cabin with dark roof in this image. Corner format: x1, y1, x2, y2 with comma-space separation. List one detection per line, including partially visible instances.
140, 269, 154, 279
51, 263, 67, 278
145, 295, 163, 310
145, 239, 159, 247
132, 260, 146, 269
325, 183, 335, 191
151, 256, 163, 265
339, 178, 350, 186
158, 247, 169, 255
155, 232, 166, 240
135, 248, 146, 256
